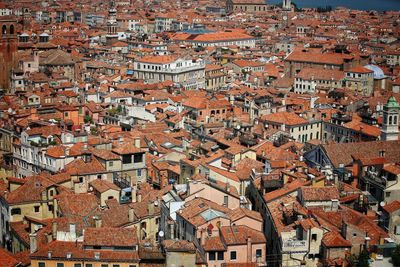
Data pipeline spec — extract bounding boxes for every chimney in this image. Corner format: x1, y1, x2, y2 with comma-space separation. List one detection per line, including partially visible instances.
148, 202, 154, 216
30, 233, 38, 253
131, 186, 137, 203
134, 137, 141, 148
128, 207, 135, 222
65, 146, 70, 156
46, 233, 52, 243
94, 215, 102, 228
69, 223, 76, 239
364, 236, 371, 251
137, 193, 142, 203
52, 221, 57, 240
247, 236, 252, 262
200, 229, 206, 246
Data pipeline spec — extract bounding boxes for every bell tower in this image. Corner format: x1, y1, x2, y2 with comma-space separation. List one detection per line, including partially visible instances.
0, 16, 18, 94
283, 0, 291, 10
106, 1, 119, 45
381, 96, 400, 141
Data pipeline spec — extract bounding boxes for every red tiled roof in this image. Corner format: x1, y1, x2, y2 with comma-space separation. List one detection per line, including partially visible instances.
84, 227, 138, 247
322, 231, 352, 248
261, 111, 307, 126
382, 200, 400, 214
220, 225, 266, 245
0, 248, 20, 267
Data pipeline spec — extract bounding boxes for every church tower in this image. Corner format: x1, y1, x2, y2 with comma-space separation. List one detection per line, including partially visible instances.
0, 16, 17, 94
106, 1, 119, 45
381, 96, 400, 141
283, 0, 291, 10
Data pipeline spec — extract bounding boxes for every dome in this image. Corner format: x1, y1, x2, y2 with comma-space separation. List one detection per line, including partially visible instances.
364, 64, 385, 79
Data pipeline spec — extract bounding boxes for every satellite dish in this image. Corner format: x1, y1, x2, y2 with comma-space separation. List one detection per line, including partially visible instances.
380, 201, 385, 207
158, 231, 164, 237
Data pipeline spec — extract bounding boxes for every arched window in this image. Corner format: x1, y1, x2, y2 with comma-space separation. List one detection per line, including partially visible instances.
389, 116, 393, 125
10, 25, 14, 34
2, 25, 6, 35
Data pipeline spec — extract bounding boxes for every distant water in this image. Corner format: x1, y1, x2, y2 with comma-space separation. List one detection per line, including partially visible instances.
268, 0, 400, 11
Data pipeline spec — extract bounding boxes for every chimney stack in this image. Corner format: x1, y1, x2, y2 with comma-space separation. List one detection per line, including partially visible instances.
200, 229, 206, 246
52, 221, 57, 240
30, 233, 38, 253
148, 202, 154, 216
128, 207, 135, 222
94, 215, 102, 228
247, 236, 252, 262
134, 137, 141, 148
131, 186, 137, 203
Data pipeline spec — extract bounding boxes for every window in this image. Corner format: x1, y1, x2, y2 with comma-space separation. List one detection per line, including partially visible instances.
256, 249, 262, 258
209, 252, 216, 261
137, 169, 142, 177
74, 264, 82, 267
395, 225, 400, 235
48, 205, 53, 212
79, 177, 84, 183
112, 265, 120, 267
122, 155, 132, 164
217, 251, 224, 260
109, 161, 114, 167
57, 263, 64, 267
97, 175, 102, 179
101, 264, 108, 267
224, 195, 228, 206
230, 251, 237, 260
312, 234, 317, 241
38, 263, 46, 267
85, 265, 93, 267
34, 206, 40, 213
11, 208, 21, 215
386, 192, 391, 198
134, 153, 143, 163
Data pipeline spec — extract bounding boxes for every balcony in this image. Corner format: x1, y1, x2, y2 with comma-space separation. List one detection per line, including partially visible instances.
184, 117, 202, 128
363, 170, 397, 189
282, 239, 308, 253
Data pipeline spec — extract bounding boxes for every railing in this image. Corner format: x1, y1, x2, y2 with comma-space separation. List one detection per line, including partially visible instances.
364, 171, 387, 188
282, 239, 308, 253
113, 172, 131, 189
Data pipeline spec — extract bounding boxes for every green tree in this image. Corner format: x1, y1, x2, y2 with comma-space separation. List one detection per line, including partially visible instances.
358, 249, 370, 267
84, 115, 93, 124
392, 244, 400, 267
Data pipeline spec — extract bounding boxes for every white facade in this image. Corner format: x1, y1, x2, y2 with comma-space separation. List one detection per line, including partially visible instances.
134, 58, 206, 90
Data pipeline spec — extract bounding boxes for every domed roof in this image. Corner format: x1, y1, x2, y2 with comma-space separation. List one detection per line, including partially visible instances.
364, 64, 385, 79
